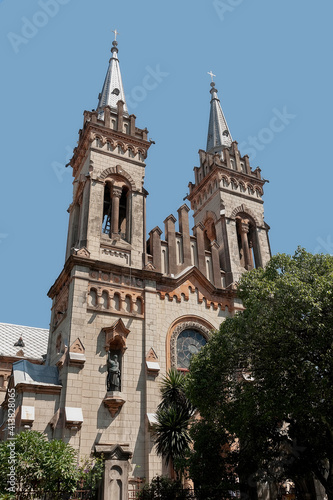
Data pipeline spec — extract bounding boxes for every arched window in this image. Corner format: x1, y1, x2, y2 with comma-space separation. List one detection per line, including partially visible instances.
102, 182, 130, 242
170, 321, 211, 371
113, 293, 120, 311
102, 182, 112, 236
101, 291, 109, 309
176, 329, 207, 370
203, 217, 217, 250
88, 289, 97, 307
236, 214, 262, 270
119, 187, 129, 240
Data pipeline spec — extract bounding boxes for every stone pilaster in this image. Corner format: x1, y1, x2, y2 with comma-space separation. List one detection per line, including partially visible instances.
177, 204, 191, 268
194, 222, 206, 277
210, 241, 221, 288
164, 215, 177, 276
149, 227, 163, 272
117, 100, 124, 133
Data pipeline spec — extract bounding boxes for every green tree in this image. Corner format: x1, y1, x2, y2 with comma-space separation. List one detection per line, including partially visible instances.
136, 475, 193, 500
154, 369, 194, 478
186, 249, 333, 499
186, 419, 239, 500
0, 431, 79, 498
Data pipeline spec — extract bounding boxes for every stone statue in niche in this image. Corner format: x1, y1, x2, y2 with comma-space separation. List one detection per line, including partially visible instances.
107, 351, 121, 391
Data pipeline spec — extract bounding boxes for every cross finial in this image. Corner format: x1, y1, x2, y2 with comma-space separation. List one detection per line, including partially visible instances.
207, 70, 216, 82
112, 29, 120, 41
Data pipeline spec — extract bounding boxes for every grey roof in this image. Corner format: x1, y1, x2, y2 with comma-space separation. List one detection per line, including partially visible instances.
97, 40, 128, 116
0, 322, 48, 360
13, 359, 60, 387
206, 82, 233, 154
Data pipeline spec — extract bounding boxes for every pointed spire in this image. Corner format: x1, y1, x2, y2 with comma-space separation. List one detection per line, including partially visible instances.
97, 32, 128, 117
206, 74, 232, 154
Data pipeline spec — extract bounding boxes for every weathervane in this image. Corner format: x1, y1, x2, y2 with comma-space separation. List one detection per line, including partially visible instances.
112, 29, 120, 41
207, 70, 216, 82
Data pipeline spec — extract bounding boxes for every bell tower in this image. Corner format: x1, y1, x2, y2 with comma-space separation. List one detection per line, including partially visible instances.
187, 76, 271, 285
65, 37, 151, 269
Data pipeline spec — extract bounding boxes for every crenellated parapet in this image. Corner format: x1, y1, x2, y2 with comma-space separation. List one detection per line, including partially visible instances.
188, 141, 266, 214
147, 204, 225, 289
68, 102, 151, 178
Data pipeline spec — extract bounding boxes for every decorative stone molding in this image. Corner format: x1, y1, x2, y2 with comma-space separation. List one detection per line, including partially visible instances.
95, 443, 132, 460
101, 247, 130, 264
146, 348, 160, 376
103, 319, 130, 353
87, 284, 144, 318
158, 277, 230, 311
144, 262, 156, 271
99, 165, 136, 190
169, 320, 212, 369
68, 338, 86, 367
230, 204, 260, 225
74, 247, 90, 258
103, 392, 126, 417
89, 270, 144, 289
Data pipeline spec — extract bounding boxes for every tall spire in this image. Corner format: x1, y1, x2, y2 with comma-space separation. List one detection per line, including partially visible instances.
206, 75, 232, 154
97, 32, 128, 116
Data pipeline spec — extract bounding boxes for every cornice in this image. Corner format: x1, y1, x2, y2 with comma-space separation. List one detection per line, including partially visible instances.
0, 356, 44, 365
15, 383, 62, 395
70, 121, 151, 177
90, 147, 146, 169
188, 162, 266, 202
48, 254, 238, 300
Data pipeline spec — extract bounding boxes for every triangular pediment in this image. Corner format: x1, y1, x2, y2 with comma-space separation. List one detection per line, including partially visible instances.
157, 266, 235, 311
75, 247, 90, 258
146, 347, 158, 362
95, 443, 132, 461
103, 318, 130, 352
69, 338, 85, 354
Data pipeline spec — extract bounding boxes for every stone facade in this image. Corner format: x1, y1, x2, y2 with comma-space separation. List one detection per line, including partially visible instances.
0, 41, 276, 499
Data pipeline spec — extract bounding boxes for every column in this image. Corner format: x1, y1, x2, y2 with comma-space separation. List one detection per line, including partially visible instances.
238, 218, 251, 270
111, 186, 122, 236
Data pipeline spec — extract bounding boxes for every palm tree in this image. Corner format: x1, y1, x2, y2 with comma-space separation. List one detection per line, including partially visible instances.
154, 369, 195, 477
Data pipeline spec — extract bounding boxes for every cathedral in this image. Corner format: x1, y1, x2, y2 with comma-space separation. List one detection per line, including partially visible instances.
1, 36, 272, 498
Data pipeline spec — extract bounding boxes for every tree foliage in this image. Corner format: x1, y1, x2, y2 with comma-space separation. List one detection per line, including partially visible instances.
136, 475, 194, 500
186, 249, 333, 499
154, 369, 194, 475
0, 431, 103, 498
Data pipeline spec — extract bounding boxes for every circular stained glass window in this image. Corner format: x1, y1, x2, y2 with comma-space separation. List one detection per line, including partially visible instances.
176, 329, 207, 370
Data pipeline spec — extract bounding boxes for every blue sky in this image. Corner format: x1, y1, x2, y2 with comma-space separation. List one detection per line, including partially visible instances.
0, 0, 332, 328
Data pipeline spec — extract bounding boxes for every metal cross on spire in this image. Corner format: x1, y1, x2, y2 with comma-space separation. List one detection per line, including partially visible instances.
207, 70, 216, 82
112, 29, 120, 41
